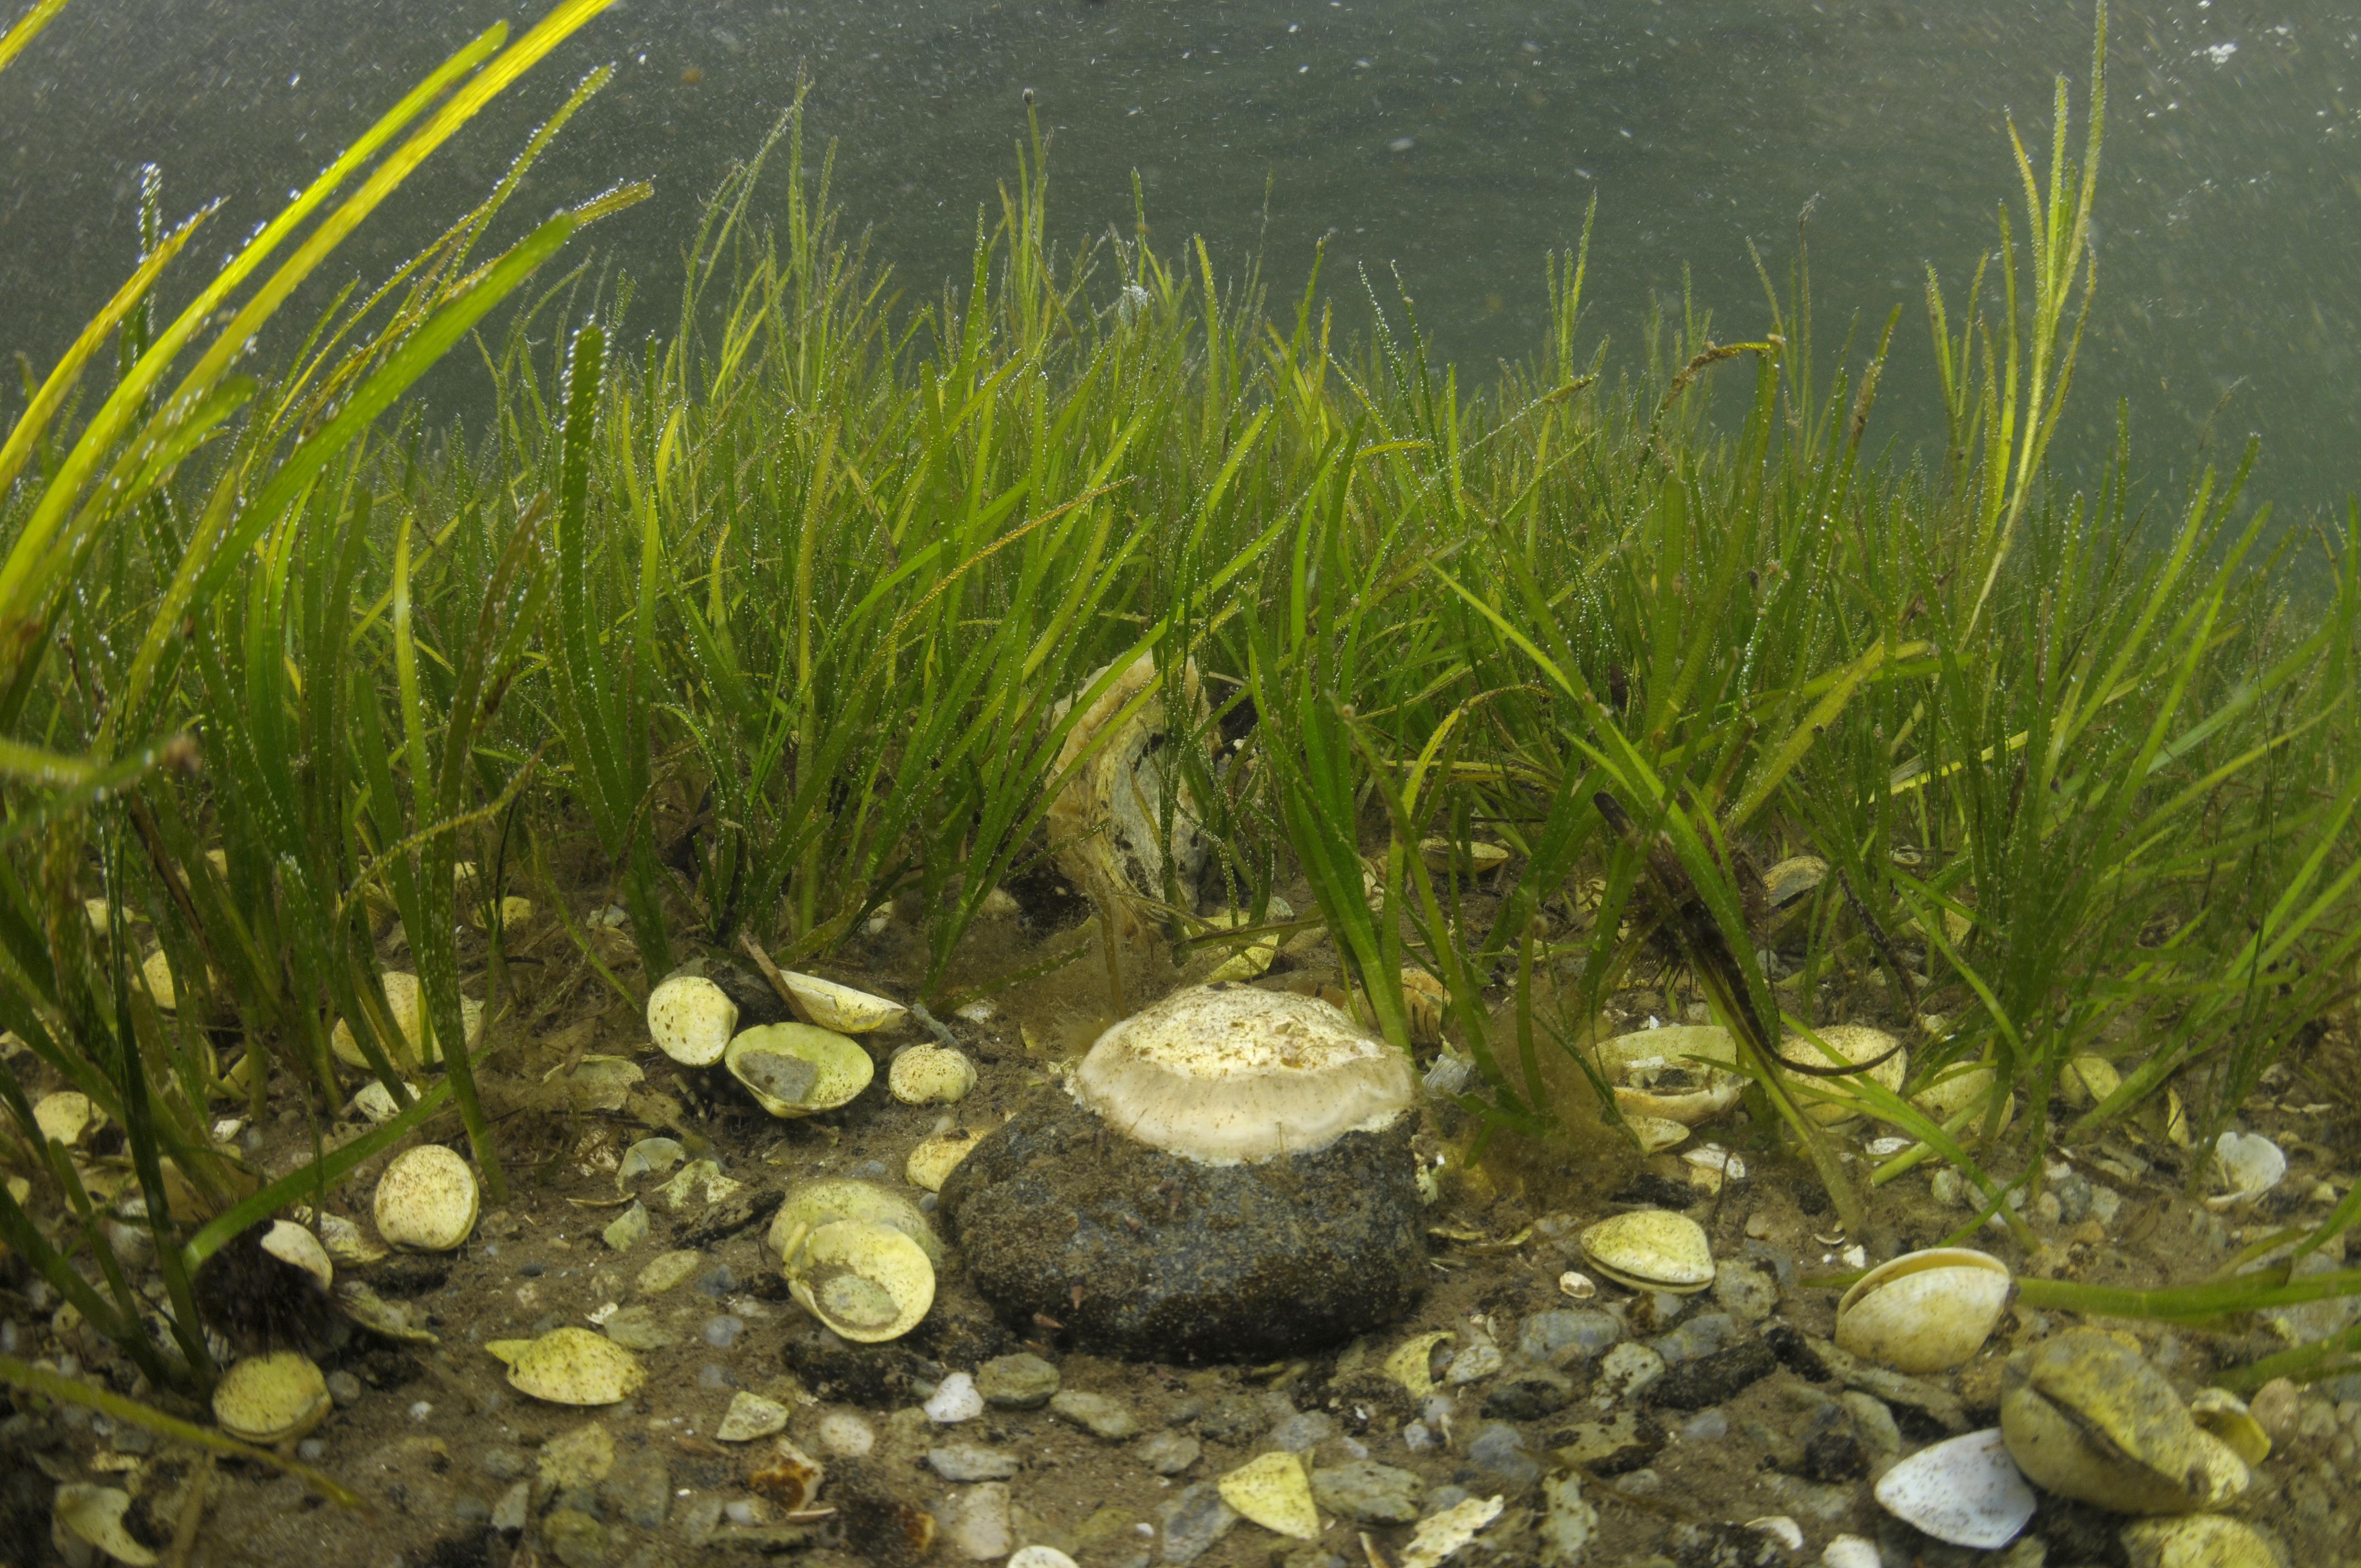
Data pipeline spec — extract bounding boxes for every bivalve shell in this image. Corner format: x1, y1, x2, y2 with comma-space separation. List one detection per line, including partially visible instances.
1836, 1248, 2012, 1374
1594, 1026, 1744, 1126
1908, 1059, 2016, 1138
1579, 1209, 1715, 1294
259, 1220, 335, 1292
213, 1351, 331, 1443
1218, 1451, 1321, 1539
646, 974, 737, 1066
889, 1045, 977, 1106
1873, 1428, 2036, 1549
2000, 1330, 2249, 1514
1777, 1025, 1906, 1125
780, 970, 908, 1034
32, 1091, 97, 1148
491, 1326, 648, 1405
1201, 898, 1293, 983
1762, 856, 1829, 908
769, 1178, 943, 1267
2186, 1389, 2271, 1467
140, 950, 179, 1011
782, 1218, 934, 1343
373, 1145, 480, 1252
905, 1129, 979, 1193
726, 1023, 874, 1117
2119, 1515, 2288, 1568
330, 972, 483, 1070
2204, 1132, 2286, 1212
52, 1484, 158, 1567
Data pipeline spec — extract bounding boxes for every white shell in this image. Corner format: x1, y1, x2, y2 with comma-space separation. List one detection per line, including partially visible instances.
1820, 1536, 1883, 1568
2204, 1131, 2286, 1211
1557, 1271, 1597, 1300
213, 1352, 332, 1444
1873, 1428, 2036, 1550
889, 1045, 977, 1106
1836, 1248, 2012, 1374
784, 1218, 935, 1343
373, 1145, 480, 1251
330, 972, 483, 1069
1579, 1210, 1715, 1293
260, 1220, 335, 1292
645, 974, 737, 1066
725, 1023, 874, 1117
779, 970, 908, 1034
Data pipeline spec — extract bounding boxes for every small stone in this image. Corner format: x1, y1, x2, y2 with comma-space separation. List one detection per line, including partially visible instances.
948, 1481, 1014, 1560
1481, 1363, 1574, 1420
600, 1448, 670, 1531
1802, 1424, 1868, 1483
930, 1443, 1022, 1482
1711, 1263, 1780, 1325
1466, 1420, 1541, 1493
1596, 1342, 1666, 1401
1537, 1472, 1598, 1568
491, 1480, 531, 1533
1744, 1211, 1775, 1239
2249, 1378, 2300, 1445
1517, 1309, 1624, 1367
1051, 1389, 1139, 1440
817, 1409, 875, 1456
602, 1201, 649, 1252
1264, 1411, 1336, 1452
1838, 1393, 1901, 1457
1444, 1338, 1505, 1385
1646, 1341, 1776, 1411
1682, 1409, 1729, 1441
635, 1249, 704, 1296
702, 1314, 744, 1348
2088, 1186, 2123, 1228
976, 1352, 1061, 1409
538, 1423, 617, 1489
541, 1507, 612, 1568
1196, 1393, 1266, 1445
716, 1391, 790, 1442
1820, 1536, 1881, 1568
327, 1370, 363, 1407
1649, 1312, 1739, 1366
1157, 1482, 1239, 1564
600, 1305, 679, 1351
1310, 1460, 1424, 1525
1140, 1430, 1202, 1476
480, 1446, 526, 1482
926, 1371, 986, 1424
1009, 1551, 1081, 1568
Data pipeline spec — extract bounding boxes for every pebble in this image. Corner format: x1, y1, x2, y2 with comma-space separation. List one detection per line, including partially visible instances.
600, 1449, 670, 1531
1264, 1411, 1336, 1452
327, 1371, 363, 1407
929, 1444, 1021, 1482
600, 1306, 679, 1351
1140, 1431, 1203, 1476
1538, 1472, 1598, 1567
1838, 1392, 1901, 1457
1196, 1393, 1266, 1445
1402, 1422, 1438, 1452
1421, 1485, 1472, 1516
1444, 1338, 1505, 1385
2250, 1378, 2301, 1445
541, 1507, 611, 1568
977, 1353, 1062, 1409
717, 1391, 790, 1442
1481, 1363, 1574, 1420
1051, 1390, 1140, 1441
1711, 1263, 1780, 1324
817, 1409, 875, 1456
1517, 1309, 1624, 1366
1820, 1537, 1881, 1568
1309, 1460, 1424, 1525
1009, 1550, 1081, 1568
1596, 1342, 1666, 1402
1682, 1409, 1729, 1442
480, 1446, 526, 1482
1465, 1421, 1541, 1492
696, 1364, 735, 1391
926, 1372, 986, 1424
1157, 1482, 1239, 1564
1650, 1311, 1739, 1366
454, 1496, 491, 1526
491, 1480, 531, 1533
296, 1438, 326, 1462
635, 1250, 704, 1296
702, 1315, 744, 1349
946, 1483, 1014, 1560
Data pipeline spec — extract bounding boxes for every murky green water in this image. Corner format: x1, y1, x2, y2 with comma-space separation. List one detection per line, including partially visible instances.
3, 1, 2352, 513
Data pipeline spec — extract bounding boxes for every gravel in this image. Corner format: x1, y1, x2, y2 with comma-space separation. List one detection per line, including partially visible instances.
1517, 1309, 1623, 1366
976, 1353, 1062, 1409
1050, 1390, 1140, 1441
946, 1482, 1014, 1560
1156, 1483, 1239, 1564
1139, 1430, 1203, 1476
928, 1443, 1022, 1482
1309, 1460, 1424, 1525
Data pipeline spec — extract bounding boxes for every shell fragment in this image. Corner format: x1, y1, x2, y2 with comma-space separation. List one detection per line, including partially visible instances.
1873, 1428, 2035, 1550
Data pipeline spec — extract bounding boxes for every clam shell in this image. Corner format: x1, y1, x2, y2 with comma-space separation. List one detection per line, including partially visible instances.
1579, 1209, 1715, 1294
1873, 1428, 2036, 1549
889, 1045, 977, 1106
779, 971, 908, 1034
140, 950, 179, 1011
52, 1484, 159, 1567
784, 1218, 934, 1343
1777, 1025, 1906, 1125
1202, 897, 1293, 983
32, 1091, 97, 1148
2065, 1054, 2123, 1107
769, 1178, 942, 1267
373, 1145, 480, 1252
726, 1023, 874, 1117
2186, 1389, 2271, 1466
330, 972, 483, 1069
1596, 1026, 1743, 1126
2204, 1132, 2285, 1212
1628, 1115, 1691, 1154
213, 1352, 332, 1444
259, 1219, 335, 1292
1385, 1331, 1454, 1399
2119, 1515, 2287, 1568
1218, 1451, 1320, 1539
905, 1129, 979, 1193
2000, 1330, 2246, 1513
1417, 837, 1514, 876
492, 1326, 648, 1405
1046, 653, 1210, 948
1762, 855, 1829, 908
645, 974, 737, 1066
1908, 1059, 2016, 1135
1836, 1248, 2011, 1374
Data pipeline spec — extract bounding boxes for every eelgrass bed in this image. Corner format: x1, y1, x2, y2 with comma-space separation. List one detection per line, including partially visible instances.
1, 0, 2359, 1509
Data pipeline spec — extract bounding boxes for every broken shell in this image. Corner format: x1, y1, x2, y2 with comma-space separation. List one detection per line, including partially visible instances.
779, 970, 908, 1035
373, 1145, 480, 1252
1400, 968, 1448, 1047
329, 972, 484, 1070
259, 1220, 335, 1293
1873, 1428, 2036, 1550
905, 1129, 978, 1193
1835, 1248, 2012, 1374
1579, 1209, 1715, 1294
1384, 1331, 1455, 1399
1593, 1026, 1744, 1126
1417, 837, 1513, 877
52, 1484, 159, 1567
492, 1326, 648, 1405
1680, 1145, 1746, 1194
617, 1136, 685, 1188
749, 1437, 826, 1510
2119, 1515, 2287, 1568
1202, 897, 1294, 983
1557, 1271, 1597, 1300
212, 1351, 332, 1444
140, 950, 179, 1011
2204, 1131, 2285, 1212
349, 1079, 409, 1125
338, 1281, 437, 1343
2000, 1330, 2248, 1513
2185, 1389, 2271, 1467
1777, 1025, 1906, 1125
1046, 654, 1210, 957
1628, 1115, 1691, 1154
770, 1178, 943, 1267
782, 1218, 934, 1343
1218, 1451, 1320, 1539
645, 974, 737, 1067
312, 1211, 386, 1265
1401, 1494, 1504, 1568
889, 1044, 977, 1106
726, 1022, 874, 1117
1762, 855, 1829, 908
32, 1091, 97, 1148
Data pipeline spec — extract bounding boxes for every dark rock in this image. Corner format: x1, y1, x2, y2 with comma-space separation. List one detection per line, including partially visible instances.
939, 1090, 1425, 1359
375, 1256, 451, 1298
1609, 1175, 1701, 1210
599, 1448, 671, 1531
1762, 1323, 1831, 1381
780, 1322, 928, 1407
1669, 1522, 1784, 1568
1482, 1363, 1575, 1420
1799, 1426, 1867, 1484
1646, 1342, 1777, 1411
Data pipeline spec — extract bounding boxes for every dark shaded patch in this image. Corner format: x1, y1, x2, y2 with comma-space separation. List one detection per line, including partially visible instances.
780, 1323, 930, 1407
192, 1221, 339, 1353
1762, 1322, 1831, 1382
1799, 1425, 1866, 1483
1482, 1364, 1575, 1420
678, 1185, 783, 1248
1670, 1521, 1785, 1568
1000, 855, 1092, 933
1647, 1341, 1776, 1410
373, 1256, 451, 1298
706, 962, 794, 1027
417, 1528, 502, 1568
1608, 1173, 1701, 1210
2030, 1492, 2131, 1568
